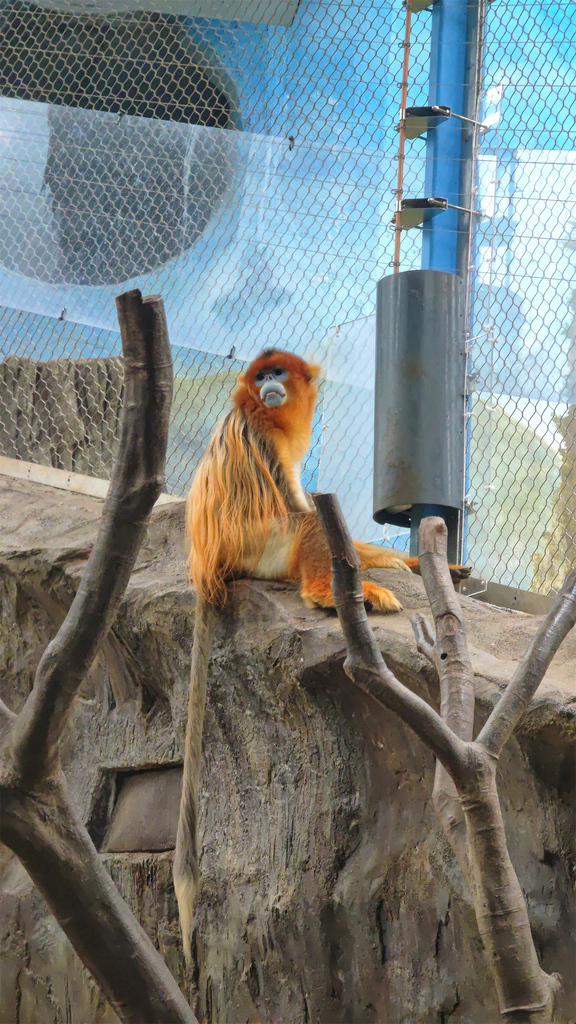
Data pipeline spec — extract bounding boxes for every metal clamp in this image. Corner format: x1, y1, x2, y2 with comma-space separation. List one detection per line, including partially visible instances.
392, 197, 483, 230
398, 104, 497, 139
392, 197, 447, 229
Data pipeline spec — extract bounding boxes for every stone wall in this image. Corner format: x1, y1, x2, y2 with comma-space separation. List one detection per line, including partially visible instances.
0, 476, 574, 1024
0, 356, 123, 477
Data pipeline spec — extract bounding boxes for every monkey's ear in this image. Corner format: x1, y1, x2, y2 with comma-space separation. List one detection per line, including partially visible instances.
237, 373, 246, 385
306, 364, 321, 382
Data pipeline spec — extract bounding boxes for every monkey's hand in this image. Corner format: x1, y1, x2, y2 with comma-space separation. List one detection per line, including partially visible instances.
404, 558, 472, 584
387, 555, 413, 573
448, 563, 472, 583
353, 542, 413, 573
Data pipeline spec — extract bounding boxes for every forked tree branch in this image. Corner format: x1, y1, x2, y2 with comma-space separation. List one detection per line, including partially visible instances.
312, 494, 468, 779
413, 523, 563, 1022
5, 290, 173, 786
477, 566, 576, 756
2, 774, 196, 1024
0, 290, 197, 1024
314, 494, 564, 1022
410, 517, 475, 875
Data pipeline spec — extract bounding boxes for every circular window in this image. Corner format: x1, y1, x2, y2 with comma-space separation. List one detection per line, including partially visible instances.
0, 8, 239, 285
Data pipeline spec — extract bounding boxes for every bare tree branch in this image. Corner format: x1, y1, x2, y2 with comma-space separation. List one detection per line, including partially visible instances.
458, 755, 560, 1023
5, 291, 173, 787
411, 606, 467, 862
1, 773, 196, 1024
312, 493, 468, 779
412, 518, 476, 872
315, 495, 561, 1022
416, 518, 476, 743
0, 290, 198, 1024
410, 611, 437, 668
477, 566, 576, 756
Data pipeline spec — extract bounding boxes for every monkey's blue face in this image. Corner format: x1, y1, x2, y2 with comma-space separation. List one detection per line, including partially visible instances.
255, 366, 289, 407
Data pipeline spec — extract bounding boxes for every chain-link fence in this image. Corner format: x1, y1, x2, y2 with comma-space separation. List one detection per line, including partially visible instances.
0, 0, 573, 596
466, 0, 576, 594
0, 0, 434, 546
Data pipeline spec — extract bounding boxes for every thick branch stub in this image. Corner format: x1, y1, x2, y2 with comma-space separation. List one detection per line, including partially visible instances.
0, 290, 194, 1024
416, 517, 475, 744
5, 290, 173, 786
312, 494, 467, 780
418, 517, 469, 625
413, 517, 476, 877
312, 492, 360, 567
418, 516, 448, 558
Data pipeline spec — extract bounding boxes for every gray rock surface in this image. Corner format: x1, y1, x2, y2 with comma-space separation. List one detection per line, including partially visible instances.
0, 475, 574, 1024
0, 357, 123, 476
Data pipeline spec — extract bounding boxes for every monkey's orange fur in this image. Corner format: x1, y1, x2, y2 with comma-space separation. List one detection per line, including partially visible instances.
177, 348, 470, 960
186, 348, 428, 614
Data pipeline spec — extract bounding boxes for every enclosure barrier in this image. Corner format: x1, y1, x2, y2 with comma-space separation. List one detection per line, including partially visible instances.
0, 0, 573, 597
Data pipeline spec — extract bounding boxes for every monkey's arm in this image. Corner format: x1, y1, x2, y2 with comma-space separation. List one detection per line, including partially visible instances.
403, 556, 471, 584
353, 541, 471, 584
288, 516, 403, 613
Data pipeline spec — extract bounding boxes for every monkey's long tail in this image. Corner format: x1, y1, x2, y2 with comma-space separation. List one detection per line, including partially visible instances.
173, 597, 216, 965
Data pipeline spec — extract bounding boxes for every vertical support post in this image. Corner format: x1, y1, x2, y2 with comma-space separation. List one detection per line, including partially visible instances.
422, 0, 470, 273
410, 0, 482, 561
460, 0, 485, 567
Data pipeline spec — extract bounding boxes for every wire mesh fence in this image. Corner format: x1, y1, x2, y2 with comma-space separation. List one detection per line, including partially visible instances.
0, 0, 573, 596
0, 0, 433, 547
466, 0, 576, 594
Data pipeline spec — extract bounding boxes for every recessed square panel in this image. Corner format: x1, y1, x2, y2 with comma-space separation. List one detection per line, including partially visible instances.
102, 766, 183, 853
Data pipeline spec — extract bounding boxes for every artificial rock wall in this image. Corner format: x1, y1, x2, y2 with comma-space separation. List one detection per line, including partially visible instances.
0, 475, 574, 1024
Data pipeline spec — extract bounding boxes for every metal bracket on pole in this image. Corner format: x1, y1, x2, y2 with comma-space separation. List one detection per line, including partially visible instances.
398, 104, 492, 139
393, 197, 447, 229
404, 0, 436, 11
398, 104, 451, 138
392, 198, 483, 230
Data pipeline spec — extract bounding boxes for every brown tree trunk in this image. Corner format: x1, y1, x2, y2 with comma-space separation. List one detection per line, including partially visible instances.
0, 290, 197, 1024
313, 494, 575, 1022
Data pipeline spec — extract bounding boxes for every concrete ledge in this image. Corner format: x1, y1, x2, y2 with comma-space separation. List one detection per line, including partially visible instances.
0, 455, 183, 506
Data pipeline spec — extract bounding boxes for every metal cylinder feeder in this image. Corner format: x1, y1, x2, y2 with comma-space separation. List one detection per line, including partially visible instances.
373, 269, 466, 557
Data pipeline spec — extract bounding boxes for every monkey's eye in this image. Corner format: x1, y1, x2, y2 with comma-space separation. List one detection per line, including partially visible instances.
255, 367, 288, 384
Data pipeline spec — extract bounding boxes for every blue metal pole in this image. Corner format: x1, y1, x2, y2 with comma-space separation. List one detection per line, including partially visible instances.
422, 0, 470, 273
409, 0, 478, 561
